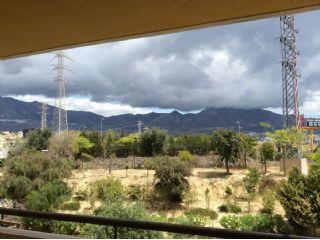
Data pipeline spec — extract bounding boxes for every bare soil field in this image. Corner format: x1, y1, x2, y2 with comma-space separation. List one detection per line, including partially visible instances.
68, 161, 286, 227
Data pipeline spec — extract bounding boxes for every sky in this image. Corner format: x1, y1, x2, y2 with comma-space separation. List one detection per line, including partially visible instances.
1, 10, 320, 117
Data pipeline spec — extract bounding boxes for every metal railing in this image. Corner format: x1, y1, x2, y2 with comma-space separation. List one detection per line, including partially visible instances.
0, 207, 313, 239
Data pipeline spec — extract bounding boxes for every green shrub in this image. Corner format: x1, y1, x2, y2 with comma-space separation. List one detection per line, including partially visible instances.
218, 204, 229, 212
25, 181, 71, 211
126, 184, 146, 201
178, 150, 193, 162
261, 191, 276, 214
81, 153, 93, 162
73, 187, 88, 201
0, 158, 4, 167
185, 208, 218, 220
80, 201, 163, 238
91, 177, 124, 202
60, 201, 80, 211
170, 213, 210, 238
218, 204, 242, 214
220, 214, 288, 234
6, 176, 33, 201
139, 129, 167, 157
154, 157, 192, 202
52, 221, 78, 235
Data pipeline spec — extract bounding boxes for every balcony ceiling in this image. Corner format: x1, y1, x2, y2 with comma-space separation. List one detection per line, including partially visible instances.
1, 0, 320, 59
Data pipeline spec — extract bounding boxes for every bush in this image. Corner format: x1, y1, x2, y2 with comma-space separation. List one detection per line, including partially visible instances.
3, 150, 72, 201
52, 221, 78, 235
170, 213, 210, 238
73, 187, 88, 201
154, 157, 192, 202
25, 128, 52, 151
218, 204, 242, 214
261, 191, 276, 214
220, 214, 288, 234
185, 208, 218, 220
60, 201, 80, 211
277, 167, 320, 234
91, 177, 124, 202
80, 201, 163, 238
6, 176, 33, 201
259, 175, 278, 193
178, 150, 193, 162
0, 158, 4, 167
81, 153, 93, 162
126, 184, 146, 201
25, 181, 71, 211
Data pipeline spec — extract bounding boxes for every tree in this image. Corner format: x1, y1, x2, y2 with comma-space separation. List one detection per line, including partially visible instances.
139, 129, 166, 157
101, 130, 117, 173
73, 135, 94, 159
243, 168, 261, 213
81, 131, 103, 157
49, 131, 79, 159
180, 134, 211, 155
259, 122, 274, 131
267, 127, 305, 174
211, 129, 241, 174
154, 157, 192, 202
259, 142, 275, 174
277, 167, 320, 235
239, 134, 257, 168
115, 133, 139, 158
166, 136, 185, 156
26, 128, 52, 151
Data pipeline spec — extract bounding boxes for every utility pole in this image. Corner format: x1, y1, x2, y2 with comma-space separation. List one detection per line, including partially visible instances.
137, 121, 143, 134
52, 50, 72, 133
280, 15, 300, 128
40, 102, 48, 131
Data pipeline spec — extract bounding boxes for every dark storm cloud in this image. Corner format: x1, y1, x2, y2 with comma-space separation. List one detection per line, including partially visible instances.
1, 10, 320, 111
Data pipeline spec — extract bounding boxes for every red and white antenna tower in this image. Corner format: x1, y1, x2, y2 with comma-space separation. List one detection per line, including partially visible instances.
280, 15, 300, 128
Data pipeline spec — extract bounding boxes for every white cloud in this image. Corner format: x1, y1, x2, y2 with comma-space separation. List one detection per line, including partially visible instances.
8, 95, 153, 117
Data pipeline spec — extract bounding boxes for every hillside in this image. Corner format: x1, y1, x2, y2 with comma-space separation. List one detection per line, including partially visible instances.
0, 96, 282, 134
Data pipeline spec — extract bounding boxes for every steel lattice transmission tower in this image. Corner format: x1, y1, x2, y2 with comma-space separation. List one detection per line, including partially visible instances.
40, 102, 48, 131
280, 15, 300, 128
52, 51, 72, 133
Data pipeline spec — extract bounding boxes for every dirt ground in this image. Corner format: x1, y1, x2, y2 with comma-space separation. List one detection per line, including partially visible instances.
68, 162, 286, 227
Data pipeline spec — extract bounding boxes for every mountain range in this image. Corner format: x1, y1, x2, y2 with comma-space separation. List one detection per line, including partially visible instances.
0, 96, 282, 134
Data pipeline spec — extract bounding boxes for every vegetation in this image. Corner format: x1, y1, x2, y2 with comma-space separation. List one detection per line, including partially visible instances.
267, 127, 305, 174
178, 150, 193, 162
91, 177, 124, 202
243, 168, 261, 212
212, 129, 241, 174
259, 142, 275, 174
154, 157, 192, 202
220, 214, 288, 234
139, 129, 166, 157
25, 128, 52, 151
80, 201, 163, 238
239, 134, 257, 167
277, 167, 320, 235
260, 191, 276, 214
218, 204, 242, 214
60, 201, 80, 211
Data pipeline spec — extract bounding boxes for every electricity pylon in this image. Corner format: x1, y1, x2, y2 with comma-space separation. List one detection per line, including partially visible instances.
280, 15, 300, 128
40, 102, 48, 131
52, 50, 72, 133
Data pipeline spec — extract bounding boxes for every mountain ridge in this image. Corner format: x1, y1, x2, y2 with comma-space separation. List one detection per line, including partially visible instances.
0, 96, 282, 134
